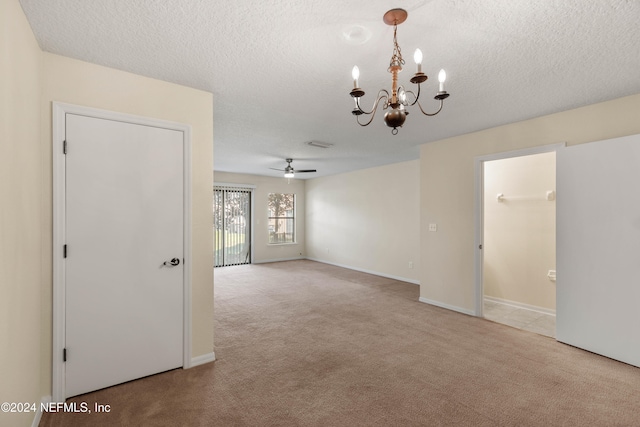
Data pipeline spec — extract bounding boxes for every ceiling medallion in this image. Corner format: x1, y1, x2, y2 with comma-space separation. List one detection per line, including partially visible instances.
349, 8, 451, 135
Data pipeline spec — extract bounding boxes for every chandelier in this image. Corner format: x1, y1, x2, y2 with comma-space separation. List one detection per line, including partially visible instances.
349, 8, 450, 135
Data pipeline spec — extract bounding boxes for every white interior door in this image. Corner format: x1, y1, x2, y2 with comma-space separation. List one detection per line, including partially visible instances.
557, 134, 640, 367
65, 113, 184, 397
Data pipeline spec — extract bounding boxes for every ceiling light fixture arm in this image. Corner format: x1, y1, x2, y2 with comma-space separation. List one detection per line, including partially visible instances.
402, 84, 446, 116
414, 97, 445, 116
404, 84, 420, 106
352, 90, 389, 126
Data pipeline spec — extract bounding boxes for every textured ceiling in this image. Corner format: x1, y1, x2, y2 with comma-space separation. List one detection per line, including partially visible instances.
19, 0, 640, 179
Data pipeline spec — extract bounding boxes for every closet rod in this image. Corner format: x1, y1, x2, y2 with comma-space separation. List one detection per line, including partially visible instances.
496, 190, 555, 202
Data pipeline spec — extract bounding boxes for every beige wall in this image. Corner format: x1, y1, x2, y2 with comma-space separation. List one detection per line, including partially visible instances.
483, 152, 556, 310
420, 93, 640, 313
0, 0, 44, 425
40, 53, 215, 392
1, 2, 214, 418
305, 160, 420, 283
214, 172, 306, 263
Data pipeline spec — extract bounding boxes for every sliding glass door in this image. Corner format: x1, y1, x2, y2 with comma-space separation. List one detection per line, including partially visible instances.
214, 186, 252, 267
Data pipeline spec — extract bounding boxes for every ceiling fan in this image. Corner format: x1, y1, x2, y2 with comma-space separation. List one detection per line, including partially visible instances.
270, 159, 317, 178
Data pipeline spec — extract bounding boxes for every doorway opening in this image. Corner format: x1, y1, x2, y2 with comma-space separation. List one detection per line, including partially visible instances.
475, 144, 563, 338
214, 185, 253, 267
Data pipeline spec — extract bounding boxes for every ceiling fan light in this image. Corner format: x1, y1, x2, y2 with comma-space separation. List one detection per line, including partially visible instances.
284, 171, 294, 178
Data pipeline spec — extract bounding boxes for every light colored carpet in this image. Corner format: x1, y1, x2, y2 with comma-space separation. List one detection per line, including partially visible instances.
41, 260, 640, 426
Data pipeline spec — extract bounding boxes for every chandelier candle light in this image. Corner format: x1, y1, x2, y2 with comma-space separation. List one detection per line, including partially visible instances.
349, 8, 450, 135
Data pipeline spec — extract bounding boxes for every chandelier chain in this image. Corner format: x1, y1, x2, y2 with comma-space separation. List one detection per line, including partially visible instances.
389, 24, 405, 69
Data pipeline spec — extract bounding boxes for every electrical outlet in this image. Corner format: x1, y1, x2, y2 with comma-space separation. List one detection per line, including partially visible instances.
408, 261, 413, 269
429, 223, 437, 232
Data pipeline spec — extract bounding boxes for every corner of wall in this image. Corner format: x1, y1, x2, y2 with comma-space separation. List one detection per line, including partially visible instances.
0, 1, 47, 426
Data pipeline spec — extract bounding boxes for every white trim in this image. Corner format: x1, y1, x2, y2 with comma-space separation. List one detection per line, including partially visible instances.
213, 182, 256, 189
31, 396, 51, 427
182, 124, 193, 369
253, 256, 305, 264
473, 143, 565, 319
250, 191, 255, 264
52, 102, 193, 400
475, 143, 567, 163
52, 104, 66, 402
253, 257, 420, 285
473, 157, 484, 317
306, 258, 420, 285
484, 296, 556, 316
419, 297, 475, 316
190, 352, 216, 367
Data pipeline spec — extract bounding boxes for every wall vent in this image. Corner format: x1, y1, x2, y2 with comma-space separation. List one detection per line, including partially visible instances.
307, 141, 333, 148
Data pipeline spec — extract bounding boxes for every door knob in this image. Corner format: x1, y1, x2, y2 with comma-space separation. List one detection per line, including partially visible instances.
163, 258, 180, 266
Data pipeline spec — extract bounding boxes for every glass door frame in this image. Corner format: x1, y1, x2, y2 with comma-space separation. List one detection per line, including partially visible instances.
214, 183, 255, 267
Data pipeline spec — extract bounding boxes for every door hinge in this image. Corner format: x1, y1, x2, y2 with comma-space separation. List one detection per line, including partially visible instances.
63, 140, 67, 154
63, 244, 67, 258
479, 244, 483, 250
63, 348, 67, 362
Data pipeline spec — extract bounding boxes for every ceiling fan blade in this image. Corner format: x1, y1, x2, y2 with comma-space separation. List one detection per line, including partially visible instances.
294, 169, 317, 173
269, 168, 285, 171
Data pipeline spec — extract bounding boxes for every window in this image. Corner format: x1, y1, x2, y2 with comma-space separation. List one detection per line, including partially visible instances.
268, 193, 295, 244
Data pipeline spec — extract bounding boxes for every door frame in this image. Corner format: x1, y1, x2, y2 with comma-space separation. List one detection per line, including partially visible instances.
473, 142, 565, 317
52, 102, 193, 402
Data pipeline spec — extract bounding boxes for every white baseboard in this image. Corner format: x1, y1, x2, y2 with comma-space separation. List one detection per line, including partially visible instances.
306, 258, 420, 285
484, 295, 556, 316
253, 256, 305, 264
190, 352, 215, 367
32, 396, 51, 427
419, 297, 476, 316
